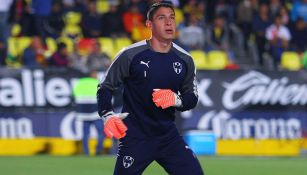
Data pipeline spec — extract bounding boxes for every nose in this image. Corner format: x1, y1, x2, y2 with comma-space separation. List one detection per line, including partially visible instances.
165, 18, 172, 25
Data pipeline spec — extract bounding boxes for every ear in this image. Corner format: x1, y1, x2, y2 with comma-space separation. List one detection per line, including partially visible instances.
146, 20, 152, 29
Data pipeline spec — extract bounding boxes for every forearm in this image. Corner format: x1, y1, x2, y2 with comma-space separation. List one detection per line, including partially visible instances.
176, 93, 198, 111
97, 84, 128, 140
97, 84, 113, 117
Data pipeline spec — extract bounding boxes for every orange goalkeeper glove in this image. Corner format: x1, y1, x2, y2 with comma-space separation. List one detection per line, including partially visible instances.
103, 112, 129, 139
152, 89, 182, 109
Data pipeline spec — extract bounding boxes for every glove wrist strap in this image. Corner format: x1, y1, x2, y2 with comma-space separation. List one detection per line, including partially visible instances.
174, 94, 183, 107
101, 111, 114, 122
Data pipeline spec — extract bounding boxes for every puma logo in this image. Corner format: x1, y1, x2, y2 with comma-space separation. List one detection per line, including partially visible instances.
140, 61, 150, 68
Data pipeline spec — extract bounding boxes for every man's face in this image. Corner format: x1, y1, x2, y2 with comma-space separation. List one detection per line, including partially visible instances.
275, 17, 282, 26
147, 7, 176, 41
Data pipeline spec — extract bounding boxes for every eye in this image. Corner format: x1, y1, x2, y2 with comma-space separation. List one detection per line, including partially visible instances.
157, 16, 164, 20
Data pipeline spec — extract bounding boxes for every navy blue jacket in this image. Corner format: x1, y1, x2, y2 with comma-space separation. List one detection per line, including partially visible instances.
97, 40, 198, 138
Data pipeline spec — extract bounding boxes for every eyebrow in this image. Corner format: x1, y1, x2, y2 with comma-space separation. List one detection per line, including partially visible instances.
155, 13, 175, 18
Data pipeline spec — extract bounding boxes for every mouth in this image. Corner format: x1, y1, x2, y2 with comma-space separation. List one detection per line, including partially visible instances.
165, 29, 174, 34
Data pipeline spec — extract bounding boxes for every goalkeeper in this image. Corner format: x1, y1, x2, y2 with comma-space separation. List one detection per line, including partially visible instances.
97, 1, 204, 175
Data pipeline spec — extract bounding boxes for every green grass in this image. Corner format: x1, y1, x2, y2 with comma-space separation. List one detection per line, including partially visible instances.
0, 156, 307, 175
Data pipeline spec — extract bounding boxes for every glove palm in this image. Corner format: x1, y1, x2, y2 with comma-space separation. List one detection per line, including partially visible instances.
103, 112, 128, 139
152, 89, 182, 109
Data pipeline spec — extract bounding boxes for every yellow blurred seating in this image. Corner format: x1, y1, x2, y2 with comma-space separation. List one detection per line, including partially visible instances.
98, 37, 116, 59
8, 37, 32, 57
131, 25, 151, 41
62, 12, 82, 39
96, 0, 110, 14
174, 8, 184, 25
190, 50, 209, 70
64, 12, 81, 25
114, 37, 132, 55
11, 23, 22, 37
62, 24, 82, 39
18, 37, 32, 54
281, 51, 302, 70
207, 50, 228, 70
57, 37, 74, 54
46, 37, 57, 55
8, 37, 19, 57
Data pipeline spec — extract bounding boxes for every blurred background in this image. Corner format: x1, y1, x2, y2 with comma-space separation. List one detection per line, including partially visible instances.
0, 0, 306, 165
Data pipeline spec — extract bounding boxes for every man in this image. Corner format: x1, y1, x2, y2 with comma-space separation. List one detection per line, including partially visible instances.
97, 2, 204, 175
73, 71, 104, 155
265, 15, 291, 68
86, 41, 111, 71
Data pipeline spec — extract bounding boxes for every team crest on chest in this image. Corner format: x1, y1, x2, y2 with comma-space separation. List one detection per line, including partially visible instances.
123, 156, 134, 168
173, 62, 182, 74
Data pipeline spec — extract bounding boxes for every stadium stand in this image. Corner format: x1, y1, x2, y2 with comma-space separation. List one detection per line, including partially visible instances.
0, 0, 306, 71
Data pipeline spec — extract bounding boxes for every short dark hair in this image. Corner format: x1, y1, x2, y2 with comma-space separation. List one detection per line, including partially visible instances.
147, 1, 174, 21
57, 42, 67, 50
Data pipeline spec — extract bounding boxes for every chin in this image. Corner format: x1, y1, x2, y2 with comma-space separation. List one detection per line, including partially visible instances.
164, 35, 175, 40
162, 38, 173, 42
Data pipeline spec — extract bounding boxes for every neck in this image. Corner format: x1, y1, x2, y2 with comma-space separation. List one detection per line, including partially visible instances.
149, 37, 172, 53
